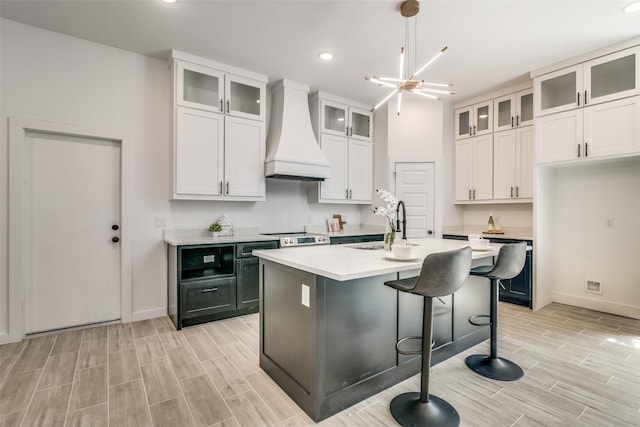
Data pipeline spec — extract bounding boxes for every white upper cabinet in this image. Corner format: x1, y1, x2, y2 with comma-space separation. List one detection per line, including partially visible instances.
535, 46, 640, 117
454, 101, 493, 140
171, 51, 267, 201
493, 89, 534, 132
454, 135, 493, 202
319, 99, 372, 141
310, 92, 373, 204
535, 96, 640, 164
176, 59, 265, 121
493, 127, 534, 200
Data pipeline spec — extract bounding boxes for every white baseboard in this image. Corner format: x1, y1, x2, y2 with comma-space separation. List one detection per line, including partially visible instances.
552, 292, 640, 320
131, 307, 168, 323
0, 332, 8, 345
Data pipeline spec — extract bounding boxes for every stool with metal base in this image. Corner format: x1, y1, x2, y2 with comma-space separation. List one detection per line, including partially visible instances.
384, 247, 472, 427
465, 242, 526, 381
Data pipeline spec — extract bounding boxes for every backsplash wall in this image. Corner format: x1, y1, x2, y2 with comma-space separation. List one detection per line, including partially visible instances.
460, 203, 533, 228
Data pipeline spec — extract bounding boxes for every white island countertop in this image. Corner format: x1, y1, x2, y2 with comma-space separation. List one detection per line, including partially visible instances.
253, 238, 499, 281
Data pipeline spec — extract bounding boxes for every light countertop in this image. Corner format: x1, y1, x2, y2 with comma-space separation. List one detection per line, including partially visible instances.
304, 224, 385, 238
443, 226, 533, 241
164, 228, 278, 246
253, 238, 499, 281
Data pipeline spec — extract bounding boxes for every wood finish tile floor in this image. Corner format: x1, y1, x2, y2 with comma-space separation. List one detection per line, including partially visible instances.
1, 303, 640, 426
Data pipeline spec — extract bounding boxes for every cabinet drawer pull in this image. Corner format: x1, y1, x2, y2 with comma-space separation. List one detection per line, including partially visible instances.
201, 288, 219, 293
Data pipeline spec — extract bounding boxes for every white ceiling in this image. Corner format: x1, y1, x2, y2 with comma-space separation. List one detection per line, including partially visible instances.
2, 0, 640, 106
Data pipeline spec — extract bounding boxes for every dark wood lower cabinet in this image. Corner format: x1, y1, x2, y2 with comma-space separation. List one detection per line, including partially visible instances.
168, 240, 278, 329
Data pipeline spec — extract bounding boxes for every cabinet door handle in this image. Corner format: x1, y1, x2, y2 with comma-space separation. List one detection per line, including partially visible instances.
468, 189, 472, 200
577, 143, 581, 158
585, 142, 588, 157
219, 181, 223, 194
511, 186, 514, 198
226, 182, 229, 194
473, 125, 476, 135
577, 92, 580, 106
201, 287, 219, 293
469, 126, 472, 136
346, 189, 349, 199
516, 186, 519, 198
349, 189, 353, 199
226, 100, 230, 113
349, 127, 353, 137
473, 189, 476, 199
219, 99, 224, 112
516, 115, 520, 126
345, 127, 349, 136
511, 116, 514, 128
584, 90, 588, 105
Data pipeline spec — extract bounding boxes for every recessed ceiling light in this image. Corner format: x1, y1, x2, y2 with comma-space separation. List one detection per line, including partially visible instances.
162, 0, 176, 3
622, 1, 640, 13
319, 52, 334, 61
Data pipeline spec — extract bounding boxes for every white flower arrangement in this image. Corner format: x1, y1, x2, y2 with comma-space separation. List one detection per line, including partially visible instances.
372, 188, 398, 232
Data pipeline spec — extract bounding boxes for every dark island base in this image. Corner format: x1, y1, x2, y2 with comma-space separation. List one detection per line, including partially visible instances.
259, 260, 491, 422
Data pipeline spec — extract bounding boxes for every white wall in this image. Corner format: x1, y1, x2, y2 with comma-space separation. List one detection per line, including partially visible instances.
537, 158, 640, 318
0, 19, 360, 339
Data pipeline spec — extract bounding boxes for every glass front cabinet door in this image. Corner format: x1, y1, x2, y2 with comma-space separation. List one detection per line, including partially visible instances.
177, 61, 225, 113
321, 100, 348, 137
494, 89, 534, 132
455, 102, 493, 139
225, 74, 265, 121
349, 107, 372, 141
584, 47, 640, 106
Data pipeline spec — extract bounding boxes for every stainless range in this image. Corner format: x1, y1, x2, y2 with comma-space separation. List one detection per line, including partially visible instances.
261, 232, 330, 248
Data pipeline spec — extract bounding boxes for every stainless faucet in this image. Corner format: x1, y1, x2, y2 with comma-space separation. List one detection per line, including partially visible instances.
396, 200, 407, 241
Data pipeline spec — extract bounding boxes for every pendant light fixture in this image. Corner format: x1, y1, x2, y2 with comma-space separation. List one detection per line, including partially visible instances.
366, 0, 454, 115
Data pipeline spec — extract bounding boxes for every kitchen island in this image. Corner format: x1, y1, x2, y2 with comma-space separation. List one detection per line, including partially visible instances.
253, 238, 499, 422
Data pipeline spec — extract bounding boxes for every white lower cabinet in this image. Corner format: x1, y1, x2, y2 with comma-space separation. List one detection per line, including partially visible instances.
455, 135, 493, 202
536, 96, 640, 164
493, 128, 534, 200
318, 134, 372, 203
174, 106, 265, 200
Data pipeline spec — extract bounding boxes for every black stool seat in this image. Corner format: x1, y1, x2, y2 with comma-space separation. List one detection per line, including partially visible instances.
384, 247, 472, 427
465, 242, 526, 381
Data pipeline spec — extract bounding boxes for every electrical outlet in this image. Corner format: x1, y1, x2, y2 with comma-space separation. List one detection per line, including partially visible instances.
585, 280, 602, 295
154, 216, 166, 227
604, 217, 614, 229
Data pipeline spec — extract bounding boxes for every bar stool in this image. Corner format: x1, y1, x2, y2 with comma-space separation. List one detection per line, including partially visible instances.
384, 247, 472, 427
465, 242, 526, 381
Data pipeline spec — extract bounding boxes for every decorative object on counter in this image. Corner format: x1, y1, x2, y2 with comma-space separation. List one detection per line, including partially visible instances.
327, 218, 341, 232
208, 222, 222, 238
483, 212, 505, 234
215, 213, 234, 236
373, 188, 398, 250
333, 214, 346, 231
365, 0, 454, 115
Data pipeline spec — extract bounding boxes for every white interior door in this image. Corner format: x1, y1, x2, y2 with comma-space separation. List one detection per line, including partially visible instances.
24, 131, 121, 333
394, 162, 435, 239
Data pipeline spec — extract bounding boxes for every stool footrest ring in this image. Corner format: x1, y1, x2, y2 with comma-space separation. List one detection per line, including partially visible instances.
396, 336, 436, 355
468, 314, 491, 327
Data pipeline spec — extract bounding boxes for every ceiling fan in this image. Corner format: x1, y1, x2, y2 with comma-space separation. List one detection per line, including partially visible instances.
365, 0, 455, 115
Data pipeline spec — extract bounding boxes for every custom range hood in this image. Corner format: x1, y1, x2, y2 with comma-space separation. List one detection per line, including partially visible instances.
265, 80, 330, 181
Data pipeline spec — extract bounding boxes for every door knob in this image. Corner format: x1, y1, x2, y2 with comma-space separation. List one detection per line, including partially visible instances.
112, 237, 120, 243
112, 225, 119, 230
427, 230, 433, 235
